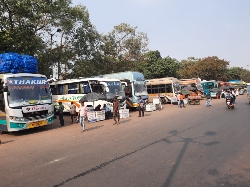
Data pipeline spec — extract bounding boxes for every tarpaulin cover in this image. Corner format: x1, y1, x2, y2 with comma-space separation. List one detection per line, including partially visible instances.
0, 52, 38, 73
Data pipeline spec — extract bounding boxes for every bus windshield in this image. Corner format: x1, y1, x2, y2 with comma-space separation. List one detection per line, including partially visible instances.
7, 77, 51, 107
134, 81, 147, 96
202, 82, 214, 90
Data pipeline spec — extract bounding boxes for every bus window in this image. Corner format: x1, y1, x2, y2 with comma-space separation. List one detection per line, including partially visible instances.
159, 84, 165, 93
147, 85, 152, 94
152, 85, 159, 94
68, 83, 78, 94
79, 82, 91, 94
124, 85, 132, 97
166, 84, 172, 93
58, 84, 64, 95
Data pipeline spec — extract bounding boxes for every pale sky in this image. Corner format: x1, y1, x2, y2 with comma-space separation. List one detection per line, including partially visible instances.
72, 0, 250, 69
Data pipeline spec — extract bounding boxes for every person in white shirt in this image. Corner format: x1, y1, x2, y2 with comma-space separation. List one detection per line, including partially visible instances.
78, 101, 88, 132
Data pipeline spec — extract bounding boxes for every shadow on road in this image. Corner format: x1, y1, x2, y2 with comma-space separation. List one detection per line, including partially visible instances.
0, 140, 15, 145
162, 130, 220, 187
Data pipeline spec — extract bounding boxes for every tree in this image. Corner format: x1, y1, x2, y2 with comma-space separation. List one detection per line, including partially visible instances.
100, 23, 149, 73
177, 57, 199, 79
178, 56, 229, 81
136, 50, 180, 79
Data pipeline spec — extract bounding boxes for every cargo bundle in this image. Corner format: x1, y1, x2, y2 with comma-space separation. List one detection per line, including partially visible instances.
0, 52, 38, 73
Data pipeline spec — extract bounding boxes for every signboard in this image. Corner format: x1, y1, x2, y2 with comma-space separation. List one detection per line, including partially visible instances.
119, 109, 129, 118
96, 110, 105, 121
87, 111, 96, 123
22, 104, 49, 113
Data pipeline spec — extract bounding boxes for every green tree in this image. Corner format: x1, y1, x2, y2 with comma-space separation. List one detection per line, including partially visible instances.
177, 57, 199, 79
178, 56, 229, 81
136, 50, 180, 79
100, 23, 149, 74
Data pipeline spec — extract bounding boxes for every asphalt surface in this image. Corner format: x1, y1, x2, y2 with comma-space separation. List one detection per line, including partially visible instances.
1, 95, 250, 187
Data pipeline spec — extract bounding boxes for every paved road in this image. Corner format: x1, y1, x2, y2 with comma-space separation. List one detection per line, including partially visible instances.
1, 95, 250, 187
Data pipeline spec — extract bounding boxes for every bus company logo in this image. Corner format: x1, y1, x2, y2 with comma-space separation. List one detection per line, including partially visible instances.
26, 108, 30, 111
8, 80, 13, 84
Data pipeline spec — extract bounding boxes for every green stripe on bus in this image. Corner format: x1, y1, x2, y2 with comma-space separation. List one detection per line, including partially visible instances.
0, 119, 7, 125
10, 122, 26, 129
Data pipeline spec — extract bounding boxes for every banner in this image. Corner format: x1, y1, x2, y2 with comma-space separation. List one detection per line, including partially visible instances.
87, 111, 96, 123
96, 110, 105, 121
119, 109, 129, 119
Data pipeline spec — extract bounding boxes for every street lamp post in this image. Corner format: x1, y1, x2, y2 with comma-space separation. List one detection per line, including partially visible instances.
50, 29, 62, 79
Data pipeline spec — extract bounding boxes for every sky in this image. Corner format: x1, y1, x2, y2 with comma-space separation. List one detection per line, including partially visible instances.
71, 0, 250, 69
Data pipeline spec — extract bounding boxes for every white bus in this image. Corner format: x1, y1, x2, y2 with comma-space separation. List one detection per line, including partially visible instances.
146, 77, 179, 104
95, 71, 148, 108
50, 77, 125, 112
0, 73, 54, 132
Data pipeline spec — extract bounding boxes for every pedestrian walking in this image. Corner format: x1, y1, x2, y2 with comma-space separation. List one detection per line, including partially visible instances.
113, 96, 120, 125
69, 102, 76, 123
138, 96, 145, 117
58, 102, 64, 126
177, 92, 181, 107
78, 101, 88, 132
179, 93, 185, 108
206, 92, 212, 107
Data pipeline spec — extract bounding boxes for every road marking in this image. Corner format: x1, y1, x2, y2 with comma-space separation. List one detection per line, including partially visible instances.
48, 157, 66, 164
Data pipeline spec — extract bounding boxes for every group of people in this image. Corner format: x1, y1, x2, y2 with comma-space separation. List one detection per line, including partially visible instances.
56, 94, 150, 133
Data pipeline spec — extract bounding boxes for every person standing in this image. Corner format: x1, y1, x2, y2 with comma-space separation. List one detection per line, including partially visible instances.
69, 102, 76, 123
58, 102, 64, 126
78, 101, 88, 132
158, 94, 162, 110
177, 92, 181, 107
138, 96, 145, 117
113, 96, 120, 125
103, 104, 111, 120
179, 93, 185, 108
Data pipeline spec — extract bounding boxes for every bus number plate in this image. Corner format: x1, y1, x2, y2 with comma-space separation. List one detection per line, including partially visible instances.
27, 120, 47, 129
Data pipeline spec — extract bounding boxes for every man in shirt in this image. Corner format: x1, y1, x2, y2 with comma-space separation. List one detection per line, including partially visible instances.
103, 104, 111, 120
138, 96, 145, 117
78, 101, 88, 132
58, 102, 64, 126
113, 96, 120, 125
179, 93, 185, 108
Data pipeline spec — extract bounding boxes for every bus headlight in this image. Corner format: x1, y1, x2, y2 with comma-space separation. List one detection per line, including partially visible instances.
15, 117, 25, 121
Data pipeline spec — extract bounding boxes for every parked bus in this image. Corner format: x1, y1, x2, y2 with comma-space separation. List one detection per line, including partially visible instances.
50, 77, 125, 112
96, 71, 148, 108
201, 80, 216, 95
146, 77, 179, 104
0, 73, 54, 132
179, 78, 203, 95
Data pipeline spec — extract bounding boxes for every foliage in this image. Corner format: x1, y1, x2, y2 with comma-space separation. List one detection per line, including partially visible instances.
100, 23, 149, 74
136, 50, 180, 79
178, 56, 229, 81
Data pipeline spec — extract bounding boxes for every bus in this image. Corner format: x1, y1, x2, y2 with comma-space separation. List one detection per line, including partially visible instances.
179, 78, 203, 95
201, 80, 216, 95
96, 71, 148, 108
146, 77, 179, 104
50, 77, 125, 112
0, 73, 54, 132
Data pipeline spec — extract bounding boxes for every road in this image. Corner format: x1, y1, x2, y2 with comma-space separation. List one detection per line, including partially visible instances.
1, 95, 250, 187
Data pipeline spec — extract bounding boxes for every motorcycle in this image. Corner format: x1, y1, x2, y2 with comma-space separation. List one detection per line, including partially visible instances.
225, 95, 234, 109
